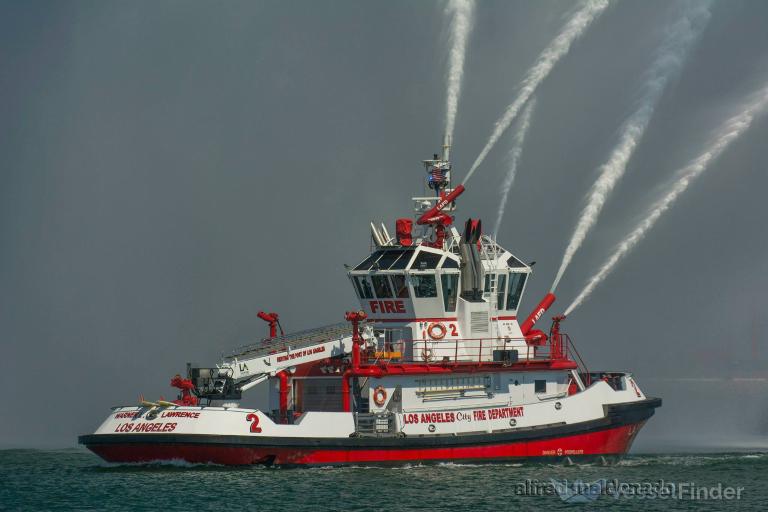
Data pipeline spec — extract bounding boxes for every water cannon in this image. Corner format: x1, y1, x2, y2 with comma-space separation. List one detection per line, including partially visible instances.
416, 184, 465, 225
549, 315, 567, 341
344, 310, 368, 323
520, 292, 556, 335
257, 311, 283, 338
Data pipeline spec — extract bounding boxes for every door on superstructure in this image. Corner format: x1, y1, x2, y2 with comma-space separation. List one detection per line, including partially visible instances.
507, 373, 527, 406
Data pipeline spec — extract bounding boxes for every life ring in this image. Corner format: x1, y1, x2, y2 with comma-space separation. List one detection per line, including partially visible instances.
427, 322, 447, 340
373, 386, 387, 407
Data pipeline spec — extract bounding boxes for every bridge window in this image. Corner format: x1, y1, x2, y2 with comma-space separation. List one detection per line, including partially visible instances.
390, 274, 410, 298
355, 249, 415, 271
507, 254, 526, 268
484, 273, 507, 306
390, 250, 414, 270
354, 251, 385, 271
412, 251, 442, 270
535, 379, 547, 394
412, 274, 438, 298
371, 275, 393, 298
506, 273, 527, 310
496, 273, 507, 310
353, 276, 374, 299
441, 274, 459, 312
376, 250, 405, 270
442, 257, 459, 269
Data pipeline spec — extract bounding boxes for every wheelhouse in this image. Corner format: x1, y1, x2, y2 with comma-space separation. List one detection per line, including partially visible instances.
348, 243, 532, 323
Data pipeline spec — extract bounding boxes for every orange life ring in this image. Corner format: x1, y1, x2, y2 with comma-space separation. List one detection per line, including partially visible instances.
373, 386, 387, 407
427, 322, 447, 340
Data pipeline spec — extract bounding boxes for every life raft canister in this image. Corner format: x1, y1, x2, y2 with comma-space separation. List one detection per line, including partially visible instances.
427, 322, 447, 340
373, 386, 388, 407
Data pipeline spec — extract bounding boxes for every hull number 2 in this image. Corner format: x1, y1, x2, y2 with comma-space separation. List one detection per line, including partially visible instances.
246, 413, 262, 433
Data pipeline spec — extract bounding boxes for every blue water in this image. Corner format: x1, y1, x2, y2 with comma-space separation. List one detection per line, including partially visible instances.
0, 449, 765, 511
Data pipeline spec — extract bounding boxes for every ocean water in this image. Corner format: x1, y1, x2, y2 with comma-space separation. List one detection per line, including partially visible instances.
0, 449, 765, 511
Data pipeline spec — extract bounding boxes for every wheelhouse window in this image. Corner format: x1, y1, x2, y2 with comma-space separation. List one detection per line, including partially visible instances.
507, 254, 526, 268
353, 249, 415, 271
412, 274, 438, 298
353, 276, 374, 299
389, 250, 415, 270
506, 273, 527, 310
371, 275, 393, 298
441, 274, 459, 312
484, 273, 508, 307
375, 250, 404, 270
390, 274, 410, 298
354, 251, 384, 271
535, 379, 547, 394
441, 257, 460, 269
496, 273, 507, 309
412, 251, 442, 270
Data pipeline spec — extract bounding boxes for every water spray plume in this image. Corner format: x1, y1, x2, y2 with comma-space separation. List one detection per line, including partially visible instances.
565, 84, 768, 316
443, 0, 475, 148
492, 98, 536, 239
462, 0, 609, 186
550, 1, 712, 293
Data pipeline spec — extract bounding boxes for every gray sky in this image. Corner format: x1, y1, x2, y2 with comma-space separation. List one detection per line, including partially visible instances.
1, 0, 767, 449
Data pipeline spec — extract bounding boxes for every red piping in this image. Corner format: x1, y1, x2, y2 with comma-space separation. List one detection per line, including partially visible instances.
277, 371, 289, 424
342, 310, 367, 412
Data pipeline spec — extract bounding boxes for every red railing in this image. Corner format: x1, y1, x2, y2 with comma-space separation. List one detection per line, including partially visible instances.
361, 334, 582, 367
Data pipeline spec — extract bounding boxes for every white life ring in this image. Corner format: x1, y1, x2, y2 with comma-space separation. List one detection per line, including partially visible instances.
427, 323, 447, 340
373, 386, 387, 407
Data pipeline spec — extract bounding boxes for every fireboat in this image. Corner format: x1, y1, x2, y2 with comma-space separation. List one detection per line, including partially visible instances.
80, 145, 661, 466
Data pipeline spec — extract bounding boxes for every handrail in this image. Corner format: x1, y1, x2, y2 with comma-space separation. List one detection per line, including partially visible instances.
228, 321, 351, 358
361, 335, 580, 367
562, 334, 591, 386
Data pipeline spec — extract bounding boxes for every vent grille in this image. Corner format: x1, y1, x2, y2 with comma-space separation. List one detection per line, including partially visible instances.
470, 311, 489, 333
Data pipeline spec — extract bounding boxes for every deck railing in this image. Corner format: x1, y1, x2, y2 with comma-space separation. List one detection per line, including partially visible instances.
362, 333, 581, 367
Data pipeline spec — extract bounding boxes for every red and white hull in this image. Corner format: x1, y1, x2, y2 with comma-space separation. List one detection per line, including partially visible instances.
80, 396, 660, 466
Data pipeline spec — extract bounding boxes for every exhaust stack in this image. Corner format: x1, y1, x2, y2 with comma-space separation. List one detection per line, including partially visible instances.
459, 218, 484, 302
